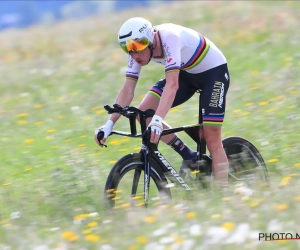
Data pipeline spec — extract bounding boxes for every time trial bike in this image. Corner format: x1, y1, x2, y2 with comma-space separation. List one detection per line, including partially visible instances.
97, 92, 269, 208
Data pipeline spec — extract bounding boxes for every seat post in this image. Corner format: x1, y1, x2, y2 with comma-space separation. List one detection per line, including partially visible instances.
197, 90, 207, 157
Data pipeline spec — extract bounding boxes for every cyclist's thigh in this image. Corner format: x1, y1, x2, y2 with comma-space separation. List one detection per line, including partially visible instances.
200, 64, 230, 128
138, 93, 159, 111
144, 71, 196, 109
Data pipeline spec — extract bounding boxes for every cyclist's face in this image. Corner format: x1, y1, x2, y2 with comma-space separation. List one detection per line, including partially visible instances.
129, 48, 150, 66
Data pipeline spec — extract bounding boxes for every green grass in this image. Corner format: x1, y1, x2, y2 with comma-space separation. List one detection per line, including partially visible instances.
0, 1, 300, 249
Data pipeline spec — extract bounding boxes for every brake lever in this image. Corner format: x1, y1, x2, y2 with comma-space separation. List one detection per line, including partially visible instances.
104, 105, 118, 114
113, 103, 123, 111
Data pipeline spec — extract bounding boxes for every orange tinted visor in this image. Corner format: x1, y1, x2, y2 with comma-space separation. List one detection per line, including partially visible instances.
119, 38, 150, 53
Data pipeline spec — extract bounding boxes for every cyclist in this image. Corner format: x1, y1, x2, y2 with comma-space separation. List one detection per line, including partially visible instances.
94, 17, 230, 187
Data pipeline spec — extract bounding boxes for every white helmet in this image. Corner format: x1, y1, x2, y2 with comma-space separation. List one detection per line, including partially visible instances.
118, 17, 154, 53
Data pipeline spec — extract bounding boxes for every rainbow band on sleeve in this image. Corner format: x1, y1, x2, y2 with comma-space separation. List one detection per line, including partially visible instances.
165, 65, 180, 74
126, 74, 139, 82
148, 86, 162, 100
181, 34, 210, 71
203, 115, 224, 126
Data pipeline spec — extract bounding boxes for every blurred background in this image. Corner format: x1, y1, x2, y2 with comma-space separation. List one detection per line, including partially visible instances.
0, 0, 167, 30
0, 1, 300, 248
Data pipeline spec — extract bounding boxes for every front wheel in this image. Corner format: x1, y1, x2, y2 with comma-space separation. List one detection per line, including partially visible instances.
104, 153, 171, 209
222, 136, 269, 187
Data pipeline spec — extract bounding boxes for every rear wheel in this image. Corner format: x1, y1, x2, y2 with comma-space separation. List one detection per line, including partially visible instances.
104, 153, 171, 209
222, 136, 269, 187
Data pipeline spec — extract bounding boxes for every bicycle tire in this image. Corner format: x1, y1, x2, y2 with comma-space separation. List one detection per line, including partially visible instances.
104, 153, 171, 208
222, 136, 269, 186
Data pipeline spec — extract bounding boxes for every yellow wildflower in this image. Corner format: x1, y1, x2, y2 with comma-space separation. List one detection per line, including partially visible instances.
282, 177, 291, 182
85, 234, 100, 242
144, 216, 156, 223
250, 202, 259, 207
128, 245, 138, 250
185, 212, 196, 219
73, 214, 90, 221
87, 222, 98, 228
268, 158, 279, 163
222, 197, 230, 202
295, 196, 300, 201
18, 120, 27, 125
276, 204, 288, 211
17, 113, 28, 117
136, 236, 148, 244
259, 102, 268, 106
69, 235, 79, 242
96, 110, 106, 114
61, 231, 76, 240
174, 235, 184, 244
279, 181, 289, 186
82, 229, 92, 234
222, 222, 235, 231
25, 139, 34, 144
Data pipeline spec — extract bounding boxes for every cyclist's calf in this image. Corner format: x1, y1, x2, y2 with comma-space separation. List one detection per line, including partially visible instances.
202, 126, 223, 151
203, 126, 229, 185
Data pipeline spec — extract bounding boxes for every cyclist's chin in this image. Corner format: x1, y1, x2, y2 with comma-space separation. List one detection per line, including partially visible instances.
139, 60, 148, 66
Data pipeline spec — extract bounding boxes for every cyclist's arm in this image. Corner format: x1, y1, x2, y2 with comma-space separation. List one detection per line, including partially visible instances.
108, 79, 137, 123
155, 71, 179, 119
155, 34, 181, 119
108, 55, 141, 123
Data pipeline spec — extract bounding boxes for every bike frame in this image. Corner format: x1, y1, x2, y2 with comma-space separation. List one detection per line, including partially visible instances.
105, 92, 208, 207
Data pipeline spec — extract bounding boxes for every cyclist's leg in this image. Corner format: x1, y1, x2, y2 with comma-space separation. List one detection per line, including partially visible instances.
200, 64, 230, 186
203, 126, 228, 185
138, 71, 196, 160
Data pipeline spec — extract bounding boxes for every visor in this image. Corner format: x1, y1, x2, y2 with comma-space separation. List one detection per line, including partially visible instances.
119, 37, 150, 53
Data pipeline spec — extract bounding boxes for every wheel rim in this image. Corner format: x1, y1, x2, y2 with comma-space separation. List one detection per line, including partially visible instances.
226, 143, 268, 186
105, 162, 169, 208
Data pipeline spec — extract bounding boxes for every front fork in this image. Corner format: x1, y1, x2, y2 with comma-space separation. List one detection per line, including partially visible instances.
143, 148, 150, 208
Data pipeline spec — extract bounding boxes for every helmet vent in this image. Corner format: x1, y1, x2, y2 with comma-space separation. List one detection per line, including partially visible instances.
119, 31, 132, 39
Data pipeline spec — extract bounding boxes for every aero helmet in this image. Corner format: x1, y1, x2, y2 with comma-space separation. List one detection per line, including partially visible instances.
118, 17, 154, 54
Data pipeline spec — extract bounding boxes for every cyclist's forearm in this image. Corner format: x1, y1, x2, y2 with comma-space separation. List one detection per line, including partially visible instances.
109, 87, 134, 123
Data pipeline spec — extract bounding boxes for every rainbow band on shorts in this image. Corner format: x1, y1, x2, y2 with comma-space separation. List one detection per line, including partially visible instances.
203, 115, 224, 126
148, 86, 162, 100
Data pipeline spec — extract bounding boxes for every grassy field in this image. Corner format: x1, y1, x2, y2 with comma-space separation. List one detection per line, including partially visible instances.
0, 1, 300, 249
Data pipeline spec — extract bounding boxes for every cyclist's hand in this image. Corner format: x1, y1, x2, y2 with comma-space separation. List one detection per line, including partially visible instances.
148, 115, 163, 144
94, 120, 114, 147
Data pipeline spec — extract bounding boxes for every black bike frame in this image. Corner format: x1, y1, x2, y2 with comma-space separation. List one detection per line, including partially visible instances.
106, 92, 207, 206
